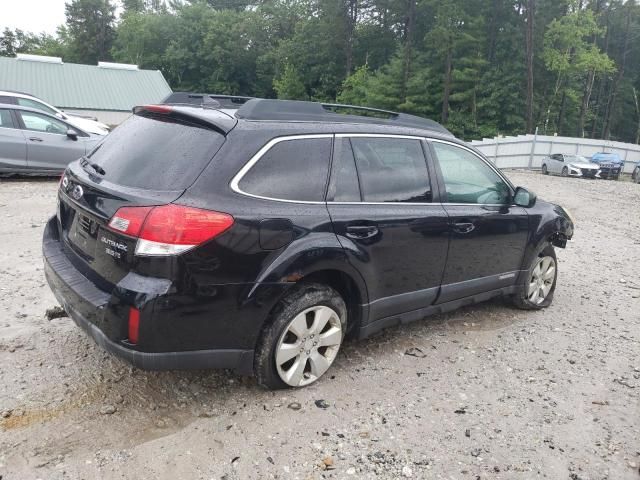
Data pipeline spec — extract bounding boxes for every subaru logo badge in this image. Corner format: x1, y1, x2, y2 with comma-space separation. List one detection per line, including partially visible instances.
71, 185, 84, 200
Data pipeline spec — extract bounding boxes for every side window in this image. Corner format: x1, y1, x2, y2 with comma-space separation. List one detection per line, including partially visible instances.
0, 109, 16, 129
238, 137, 332, 202
350, 137, 431, 203
16, 97, 58, 115
329, 138, 361, 202
432, 142, 510, 205
18, 111, 69, 135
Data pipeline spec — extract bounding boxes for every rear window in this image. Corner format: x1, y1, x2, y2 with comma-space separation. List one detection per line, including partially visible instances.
238, 137, 332, 201
88, 113, 224, 190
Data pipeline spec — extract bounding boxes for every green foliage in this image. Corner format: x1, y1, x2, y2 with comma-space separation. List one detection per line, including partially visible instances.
64, 0, 116, 63
2, 0, 639, 142
273, 64, 307, 100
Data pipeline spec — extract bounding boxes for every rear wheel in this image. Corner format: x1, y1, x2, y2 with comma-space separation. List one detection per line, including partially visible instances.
561, 167, 568, 177
511, 245, 557, 310
254, 283, 346, 389
541, 164, 548, 175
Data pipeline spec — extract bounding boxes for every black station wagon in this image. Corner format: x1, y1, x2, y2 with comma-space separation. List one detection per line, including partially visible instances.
43, 99, 574, 389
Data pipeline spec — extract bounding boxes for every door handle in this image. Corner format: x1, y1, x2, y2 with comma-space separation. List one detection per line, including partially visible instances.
29, 137, 43, 142
452, 222, 475, 234
346, 225, 379, 239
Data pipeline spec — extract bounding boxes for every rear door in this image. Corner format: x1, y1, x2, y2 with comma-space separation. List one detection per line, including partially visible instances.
0, 108, 27, 171
326, 135, 449, 321
16, 110, 86, 171
429, 140, 529, 303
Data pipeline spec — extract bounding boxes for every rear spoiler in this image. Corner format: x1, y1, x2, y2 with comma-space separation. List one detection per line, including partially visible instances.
133, 104, 237, 135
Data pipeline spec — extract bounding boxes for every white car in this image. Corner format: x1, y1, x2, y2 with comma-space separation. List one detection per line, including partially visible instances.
541, 154, 600, 178
0, 90, 109, 135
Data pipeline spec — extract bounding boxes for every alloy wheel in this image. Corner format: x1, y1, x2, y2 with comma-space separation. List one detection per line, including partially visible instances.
542, 164, 548, 175
275, 306, 342, 387
561, 167, 568, 177
527, 256, 556, 305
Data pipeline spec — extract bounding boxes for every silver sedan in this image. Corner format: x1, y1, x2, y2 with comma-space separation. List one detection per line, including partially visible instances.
541, 153, 600, 178
0, 103, 102, 175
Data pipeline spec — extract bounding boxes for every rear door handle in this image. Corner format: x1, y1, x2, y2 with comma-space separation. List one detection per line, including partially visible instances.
346, 225, 379, 239
452, 222, 475, 234
29, 137, 43, 142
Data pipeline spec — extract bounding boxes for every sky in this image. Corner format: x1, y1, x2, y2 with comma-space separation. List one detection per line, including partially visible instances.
2, 0, 70, 35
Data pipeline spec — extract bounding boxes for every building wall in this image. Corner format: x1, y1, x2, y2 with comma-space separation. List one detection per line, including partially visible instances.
470, 134, 640, 173
64, 109, 132, 127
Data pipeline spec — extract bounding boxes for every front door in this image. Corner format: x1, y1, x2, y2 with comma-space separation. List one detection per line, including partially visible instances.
429, 140, 529, 303
326, 135, 449, 321
16, 110, 86, 172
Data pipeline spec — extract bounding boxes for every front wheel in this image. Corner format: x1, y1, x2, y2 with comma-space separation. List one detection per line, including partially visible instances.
542, 164, 548, 175
561, 167, 568, 177
511, 245, 557, 310
254, 283, 346, 389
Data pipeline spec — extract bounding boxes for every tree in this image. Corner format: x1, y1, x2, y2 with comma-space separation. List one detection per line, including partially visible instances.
64, 0, 116, 64
542, 7, 615, 134
273, 64, 307, 100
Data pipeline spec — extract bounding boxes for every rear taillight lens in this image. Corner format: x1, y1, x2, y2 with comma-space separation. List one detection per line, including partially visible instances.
128, 307, 140, 344
108, 204, 234, 256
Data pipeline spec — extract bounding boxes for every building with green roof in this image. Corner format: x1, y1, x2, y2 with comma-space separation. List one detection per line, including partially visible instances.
0, 54, 172, 125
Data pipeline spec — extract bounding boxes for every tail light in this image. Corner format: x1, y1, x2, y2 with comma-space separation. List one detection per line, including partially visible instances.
108, 204, 234, 256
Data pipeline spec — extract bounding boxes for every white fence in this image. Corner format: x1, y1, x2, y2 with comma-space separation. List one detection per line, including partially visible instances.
470, 134, 640, 174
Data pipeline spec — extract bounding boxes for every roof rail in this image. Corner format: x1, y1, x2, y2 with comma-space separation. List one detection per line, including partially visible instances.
235, 99, 452, 135
162, 92, 254, 109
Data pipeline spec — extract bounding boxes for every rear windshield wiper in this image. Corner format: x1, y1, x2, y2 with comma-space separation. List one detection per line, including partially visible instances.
81, 156, 106, 176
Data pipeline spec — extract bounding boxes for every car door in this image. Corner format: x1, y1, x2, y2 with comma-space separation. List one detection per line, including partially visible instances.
16, 110, 87, 172
429, 139, 529, 303
552, 154, 564, 174
0, 108, 27, 171
326, 135, 449, 322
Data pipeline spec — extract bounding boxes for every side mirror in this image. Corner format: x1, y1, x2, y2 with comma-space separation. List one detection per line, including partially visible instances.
66, 129, 78, 141
513, 186, 537, 208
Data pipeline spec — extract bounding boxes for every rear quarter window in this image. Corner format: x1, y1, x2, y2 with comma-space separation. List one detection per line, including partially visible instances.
238, 137, 332, 202
88, 113, 225, 191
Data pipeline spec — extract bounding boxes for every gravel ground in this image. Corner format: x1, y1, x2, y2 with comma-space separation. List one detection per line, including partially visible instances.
0, 171, 639, 480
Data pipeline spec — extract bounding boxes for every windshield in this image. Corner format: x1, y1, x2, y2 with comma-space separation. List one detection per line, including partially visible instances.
87, 113, 225, 191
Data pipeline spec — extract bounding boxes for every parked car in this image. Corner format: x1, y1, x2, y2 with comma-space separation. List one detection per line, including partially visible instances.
0, 104, 101, 175
0, 90, 110, 135
43, 99, 574, 389
590, 152, 624, 180
541, 153, 600, 178
632, 162, 640, 184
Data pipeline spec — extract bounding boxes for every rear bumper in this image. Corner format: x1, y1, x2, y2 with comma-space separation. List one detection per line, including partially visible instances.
43, 216, 256, 374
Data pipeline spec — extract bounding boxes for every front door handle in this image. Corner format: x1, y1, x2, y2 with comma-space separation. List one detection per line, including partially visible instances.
452, 222, 475, 234
346, 225, 379, 240
29, 137, 43, 142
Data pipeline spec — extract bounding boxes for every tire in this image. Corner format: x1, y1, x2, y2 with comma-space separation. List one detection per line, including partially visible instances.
561, 167, 568, 177
254, 283, 347, 390
511, 244, 557, 310
541, 164, 548, 175
635, 168, 640, 184
632, 168, 637, 182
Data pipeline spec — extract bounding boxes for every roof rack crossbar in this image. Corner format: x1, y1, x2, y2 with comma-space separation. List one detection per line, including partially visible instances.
235, 99, 452, 135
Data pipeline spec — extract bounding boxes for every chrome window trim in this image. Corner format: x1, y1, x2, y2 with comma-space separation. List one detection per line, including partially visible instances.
230, 133, 515, 207
229, 134, 334, 204
335, 133, 425, 140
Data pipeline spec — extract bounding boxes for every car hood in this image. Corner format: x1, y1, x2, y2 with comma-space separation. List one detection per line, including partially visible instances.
65, 116, 109, 136
568, 161, 599, 168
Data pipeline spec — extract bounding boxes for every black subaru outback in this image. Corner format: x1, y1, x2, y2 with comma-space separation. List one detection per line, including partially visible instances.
43, 99, 574, 389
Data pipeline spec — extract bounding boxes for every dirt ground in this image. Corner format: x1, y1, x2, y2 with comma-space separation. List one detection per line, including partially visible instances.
0, 171, 638, 480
